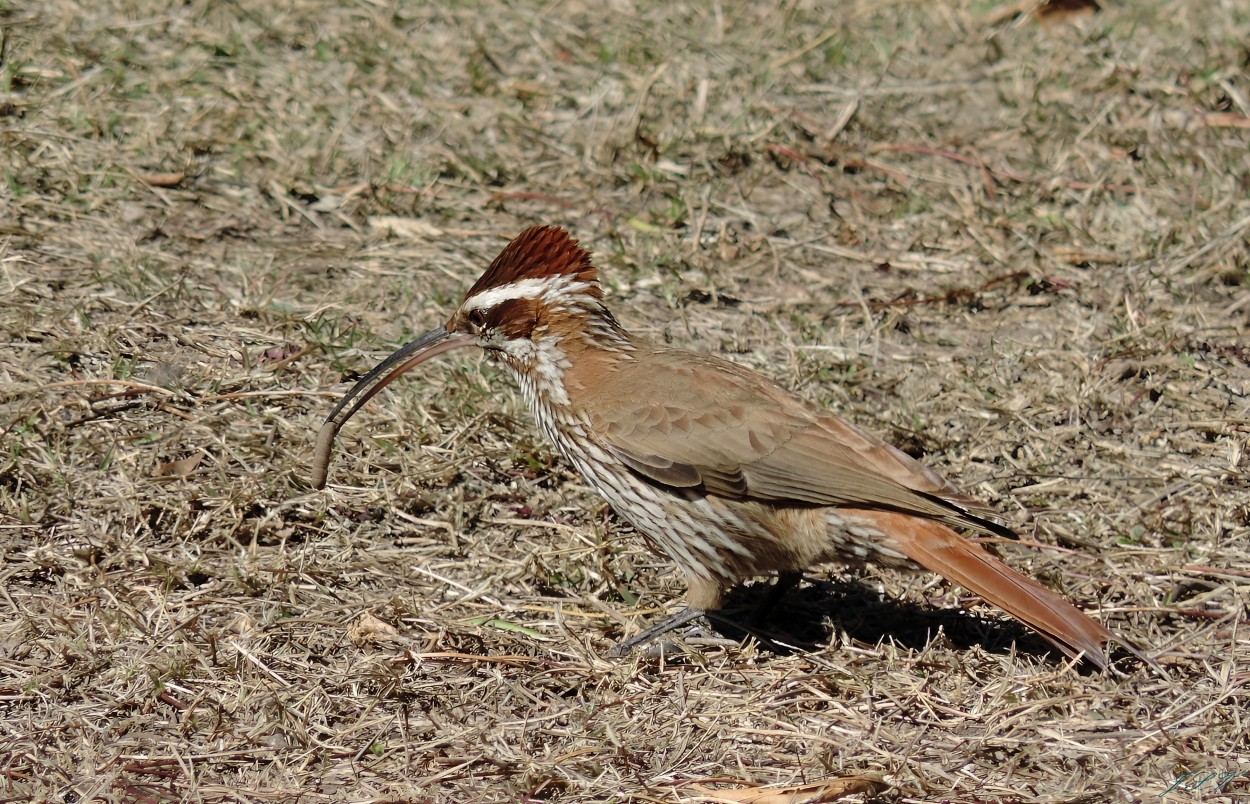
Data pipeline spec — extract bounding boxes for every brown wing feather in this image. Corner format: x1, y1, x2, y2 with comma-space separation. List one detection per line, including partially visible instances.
583, 348, 1013, 538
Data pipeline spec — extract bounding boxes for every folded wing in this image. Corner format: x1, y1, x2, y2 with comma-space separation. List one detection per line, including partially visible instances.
586, 350, 1013, 539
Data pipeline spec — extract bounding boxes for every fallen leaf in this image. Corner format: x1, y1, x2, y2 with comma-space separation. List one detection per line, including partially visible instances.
684, 773, 891, 803
1035, 0, 1100, 25
368, 216, 446, 239
1200, 113, 1250, 129
349, 612, 404, 646
152, 452, 203, 480
139, 172, 185, 187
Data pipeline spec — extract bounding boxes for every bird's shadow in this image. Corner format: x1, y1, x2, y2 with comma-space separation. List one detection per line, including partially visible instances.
706, 575, 1086, 671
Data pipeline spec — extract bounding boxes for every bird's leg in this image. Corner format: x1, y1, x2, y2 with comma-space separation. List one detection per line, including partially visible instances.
606, 606, 707, 658
608, 572, 807, 658
757, 569, 803, 618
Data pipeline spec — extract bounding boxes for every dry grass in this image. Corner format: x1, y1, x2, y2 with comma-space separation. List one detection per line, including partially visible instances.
2, 1, 1249, 801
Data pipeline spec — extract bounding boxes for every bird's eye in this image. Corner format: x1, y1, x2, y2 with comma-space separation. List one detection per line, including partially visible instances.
468, 309, 487, 328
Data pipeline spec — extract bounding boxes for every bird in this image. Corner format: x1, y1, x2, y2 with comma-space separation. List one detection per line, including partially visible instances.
312, 225, 1147, 669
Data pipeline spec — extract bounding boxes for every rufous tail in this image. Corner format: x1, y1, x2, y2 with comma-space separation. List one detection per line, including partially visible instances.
843, 509, 1150, 670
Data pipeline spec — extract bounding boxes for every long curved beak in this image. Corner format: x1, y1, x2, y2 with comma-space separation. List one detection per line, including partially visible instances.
311, 325, 476, 489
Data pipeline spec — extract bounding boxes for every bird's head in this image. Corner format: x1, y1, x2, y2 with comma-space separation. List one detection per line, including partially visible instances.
311, 226, 622, 488
445, 224, 611, 359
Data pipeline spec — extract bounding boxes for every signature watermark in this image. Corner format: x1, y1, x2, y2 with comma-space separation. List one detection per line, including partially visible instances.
1159, 769, 1248, 797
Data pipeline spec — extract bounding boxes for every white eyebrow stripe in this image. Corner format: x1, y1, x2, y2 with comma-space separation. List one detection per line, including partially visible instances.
465, 275, 591, 310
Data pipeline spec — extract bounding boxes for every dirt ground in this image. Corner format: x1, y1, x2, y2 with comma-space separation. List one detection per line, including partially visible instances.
2, 1, 1248, 801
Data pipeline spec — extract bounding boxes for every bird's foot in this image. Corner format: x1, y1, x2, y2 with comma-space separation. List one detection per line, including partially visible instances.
607, 606, 707, 658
